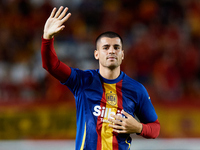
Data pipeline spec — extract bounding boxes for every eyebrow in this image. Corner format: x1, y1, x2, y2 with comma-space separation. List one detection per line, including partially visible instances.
102, 44, 121, 47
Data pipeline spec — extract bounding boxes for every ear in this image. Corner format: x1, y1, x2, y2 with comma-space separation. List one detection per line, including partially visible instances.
122, 50, 124, 60
94, 50, 99, 60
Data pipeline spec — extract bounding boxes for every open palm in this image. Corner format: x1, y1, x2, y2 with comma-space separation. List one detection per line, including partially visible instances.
43, 6, 71, 39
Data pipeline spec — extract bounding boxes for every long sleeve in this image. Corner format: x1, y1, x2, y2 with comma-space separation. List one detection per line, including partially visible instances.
41, 37, 71, 83
139, 119, 160, 139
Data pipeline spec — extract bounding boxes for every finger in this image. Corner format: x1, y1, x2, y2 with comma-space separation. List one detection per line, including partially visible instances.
54, 6, 64, 18
108, 118, 122, 126
122, 110, 131, 118
50, 7, 57, 18
111, 114, 125, 122
61, 12, 71, 23
109, 124, 127, 134
55, 25, 65, 33
58, 7, 69, 20
112, 128, 126, 134
109, 124, 124, 130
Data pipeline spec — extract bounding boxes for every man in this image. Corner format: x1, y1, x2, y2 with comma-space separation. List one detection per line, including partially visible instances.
41, 6, 160, 150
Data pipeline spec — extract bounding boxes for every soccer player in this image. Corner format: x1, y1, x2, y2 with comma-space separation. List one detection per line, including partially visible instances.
41, 6, 160, 150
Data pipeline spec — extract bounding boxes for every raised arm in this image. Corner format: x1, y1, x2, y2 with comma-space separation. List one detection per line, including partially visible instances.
41, 6, 72, 83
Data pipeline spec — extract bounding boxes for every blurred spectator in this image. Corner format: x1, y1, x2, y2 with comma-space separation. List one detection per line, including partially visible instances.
0, 0, 200, 105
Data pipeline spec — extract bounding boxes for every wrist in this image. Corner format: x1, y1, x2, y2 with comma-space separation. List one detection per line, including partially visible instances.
43, 32, 54, 39
137, 123, 143, 134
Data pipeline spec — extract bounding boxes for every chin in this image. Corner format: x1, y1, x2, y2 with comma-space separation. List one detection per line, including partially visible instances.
107, 65, 119, 70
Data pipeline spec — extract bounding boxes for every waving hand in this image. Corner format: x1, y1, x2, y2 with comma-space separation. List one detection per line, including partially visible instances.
43, 6, 71, 39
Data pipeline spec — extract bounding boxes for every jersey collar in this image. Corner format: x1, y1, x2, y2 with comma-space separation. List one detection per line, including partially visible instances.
96, 69, 124, 84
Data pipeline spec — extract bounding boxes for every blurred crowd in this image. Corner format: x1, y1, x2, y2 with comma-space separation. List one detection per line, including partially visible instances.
0, 0, 200, 104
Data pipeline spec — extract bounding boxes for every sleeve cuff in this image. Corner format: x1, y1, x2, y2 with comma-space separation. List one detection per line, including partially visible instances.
42, 36, 54, 42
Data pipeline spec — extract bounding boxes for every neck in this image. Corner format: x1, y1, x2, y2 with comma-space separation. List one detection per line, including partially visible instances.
99, 66, 121, 80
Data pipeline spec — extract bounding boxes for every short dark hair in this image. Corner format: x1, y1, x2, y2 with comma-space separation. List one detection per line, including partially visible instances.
95, 31, 123, 48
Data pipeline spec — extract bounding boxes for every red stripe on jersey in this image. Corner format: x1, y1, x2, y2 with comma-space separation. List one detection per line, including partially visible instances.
96, 86, 106, 150
116, 80, 123, 110
112, 80, 123, 149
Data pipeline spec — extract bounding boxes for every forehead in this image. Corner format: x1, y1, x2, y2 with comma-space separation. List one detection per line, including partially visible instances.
97, 37, 122, 47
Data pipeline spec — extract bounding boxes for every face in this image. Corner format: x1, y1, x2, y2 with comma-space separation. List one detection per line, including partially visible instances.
94, 37, 124, 70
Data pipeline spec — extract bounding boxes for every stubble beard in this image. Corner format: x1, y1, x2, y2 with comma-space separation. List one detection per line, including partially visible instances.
103, 60, 121, 71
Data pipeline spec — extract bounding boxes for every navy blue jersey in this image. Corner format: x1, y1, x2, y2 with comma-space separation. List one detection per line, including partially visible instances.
62, 68, 158, 150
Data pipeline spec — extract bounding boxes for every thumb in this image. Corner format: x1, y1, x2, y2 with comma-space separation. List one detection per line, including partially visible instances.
56, 25, 65, 33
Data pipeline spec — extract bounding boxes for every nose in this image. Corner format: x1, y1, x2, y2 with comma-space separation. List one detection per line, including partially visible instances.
108, 47, 115, 54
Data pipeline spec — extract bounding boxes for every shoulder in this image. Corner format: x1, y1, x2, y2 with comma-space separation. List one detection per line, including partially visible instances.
122, 73, 150, 103
70, 68, 98, 77
69, 68, 101, 85
122, 73, 147, 92
63, 68, 99, 92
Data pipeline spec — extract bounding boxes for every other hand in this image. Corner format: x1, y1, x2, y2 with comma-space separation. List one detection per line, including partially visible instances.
108, 110, 143, 134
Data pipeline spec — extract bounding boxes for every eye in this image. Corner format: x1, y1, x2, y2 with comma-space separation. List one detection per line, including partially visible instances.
114, 46, 120, 50
103, 46, 109, 50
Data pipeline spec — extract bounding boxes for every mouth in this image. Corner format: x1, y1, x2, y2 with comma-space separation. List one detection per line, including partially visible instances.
107, 56, 117, 60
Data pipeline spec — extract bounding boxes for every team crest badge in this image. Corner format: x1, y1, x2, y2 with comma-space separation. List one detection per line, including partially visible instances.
106, 91, 117, 106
